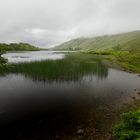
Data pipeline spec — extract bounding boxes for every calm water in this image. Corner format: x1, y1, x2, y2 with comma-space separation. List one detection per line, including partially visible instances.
0, 51, 140, 140
2, 51, 65, 63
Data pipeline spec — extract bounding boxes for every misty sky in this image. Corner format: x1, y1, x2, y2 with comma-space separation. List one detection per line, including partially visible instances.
0, 0, 140, 48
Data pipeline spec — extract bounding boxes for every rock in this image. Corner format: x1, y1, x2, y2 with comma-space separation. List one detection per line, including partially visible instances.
76, 129, 84, 136
138, 75, 140, 77
137, 92, 140, 95
132, 96, 136, 100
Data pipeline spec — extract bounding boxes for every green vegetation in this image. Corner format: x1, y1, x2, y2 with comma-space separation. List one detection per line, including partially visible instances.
81, 50, 140, 73
6, 53, 108, 81
54, 31, 140, 73
0, 51, 8, 73
0, 31, 139, 139
0, 55, 7, 64
113, 109, 140, 140
54, 31, 140, 139
0, 42, 40, 73
0, 43, 40, 52
55, 32, 140, 140
54, 31, 140, 52
111, 51, 140, 73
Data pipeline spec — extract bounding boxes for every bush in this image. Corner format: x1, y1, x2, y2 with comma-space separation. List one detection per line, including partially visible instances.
0, 56, 7, 64
113, 109, 140, 140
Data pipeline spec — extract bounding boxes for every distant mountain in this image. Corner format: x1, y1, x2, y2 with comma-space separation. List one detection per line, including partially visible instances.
54, 31, 140, 52
0, 43, 40, 52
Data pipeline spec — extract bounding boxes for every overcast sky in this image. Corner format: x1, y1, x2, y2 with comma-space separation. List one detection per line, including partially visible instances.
0, 0, 140, 48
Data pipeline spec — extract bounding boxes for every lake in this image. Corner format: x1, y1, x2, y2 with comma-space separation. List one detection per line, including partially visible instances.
2, 51, 65, 63
0, 51, 140, 140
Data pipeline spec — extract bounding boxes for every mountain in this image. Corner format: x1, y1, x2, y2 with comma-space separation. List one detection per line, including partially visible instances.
54, 31, 140, 52
0, 43, 40, 52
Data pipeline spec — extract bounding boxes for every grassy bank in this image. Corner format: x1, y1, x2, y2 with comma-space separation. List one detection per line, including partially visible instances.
82, 50, 140, 74
113, 109, 140, 140
111, 52, 140, 140
79, 51, 140, 140
111, 52, 140, 73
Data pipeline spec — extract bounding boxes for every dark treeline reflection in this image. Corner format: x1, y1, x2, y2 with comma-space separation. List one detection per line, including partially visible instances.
8, 53, 108, 82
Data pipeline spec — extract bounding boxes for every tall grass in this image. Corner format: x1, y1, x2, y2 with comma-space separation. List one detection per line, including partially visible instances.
8, 53, 108, 81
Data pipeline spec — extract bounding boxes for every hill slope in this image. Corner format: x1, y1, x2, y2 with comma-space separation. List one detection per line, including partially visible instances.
0, 43, 40, 52
55, 31, 140, 52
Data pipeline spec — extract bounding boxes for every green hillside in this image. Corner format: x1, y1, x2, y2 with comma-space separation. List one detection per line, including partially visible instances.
55, 31, 140, 52
0, 43, 40, 52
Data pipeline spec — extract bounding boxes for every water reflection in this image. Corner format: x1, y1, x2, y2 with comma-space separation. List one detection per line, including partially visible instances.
2, 51, 65, 63
0, 53, 140, 139
0, 69, 140, 140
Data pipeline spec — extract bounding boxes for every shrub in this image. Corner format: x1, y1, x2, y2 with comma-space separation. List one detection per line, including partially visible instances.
113, 109, 140, 140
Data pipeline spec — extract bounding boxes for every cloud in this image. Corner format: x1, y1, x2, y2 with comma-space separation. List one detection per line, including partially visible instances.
0, 0, 140, 48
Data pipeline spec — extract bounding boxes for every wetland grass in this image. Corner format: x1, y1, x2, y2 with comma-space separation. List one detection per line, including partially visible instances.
8, 53, 108, 81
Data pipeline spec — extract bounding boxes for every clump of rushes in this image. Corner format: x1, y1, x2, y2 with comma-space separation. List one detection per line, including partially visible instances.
113, 109, 140, 140
9, 53, 108, 81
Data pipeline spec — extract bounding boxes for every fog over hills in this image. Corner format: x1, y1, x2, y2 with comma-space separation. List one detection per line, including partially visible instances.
55, 31, 140, 52
0, 0, 140, 48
